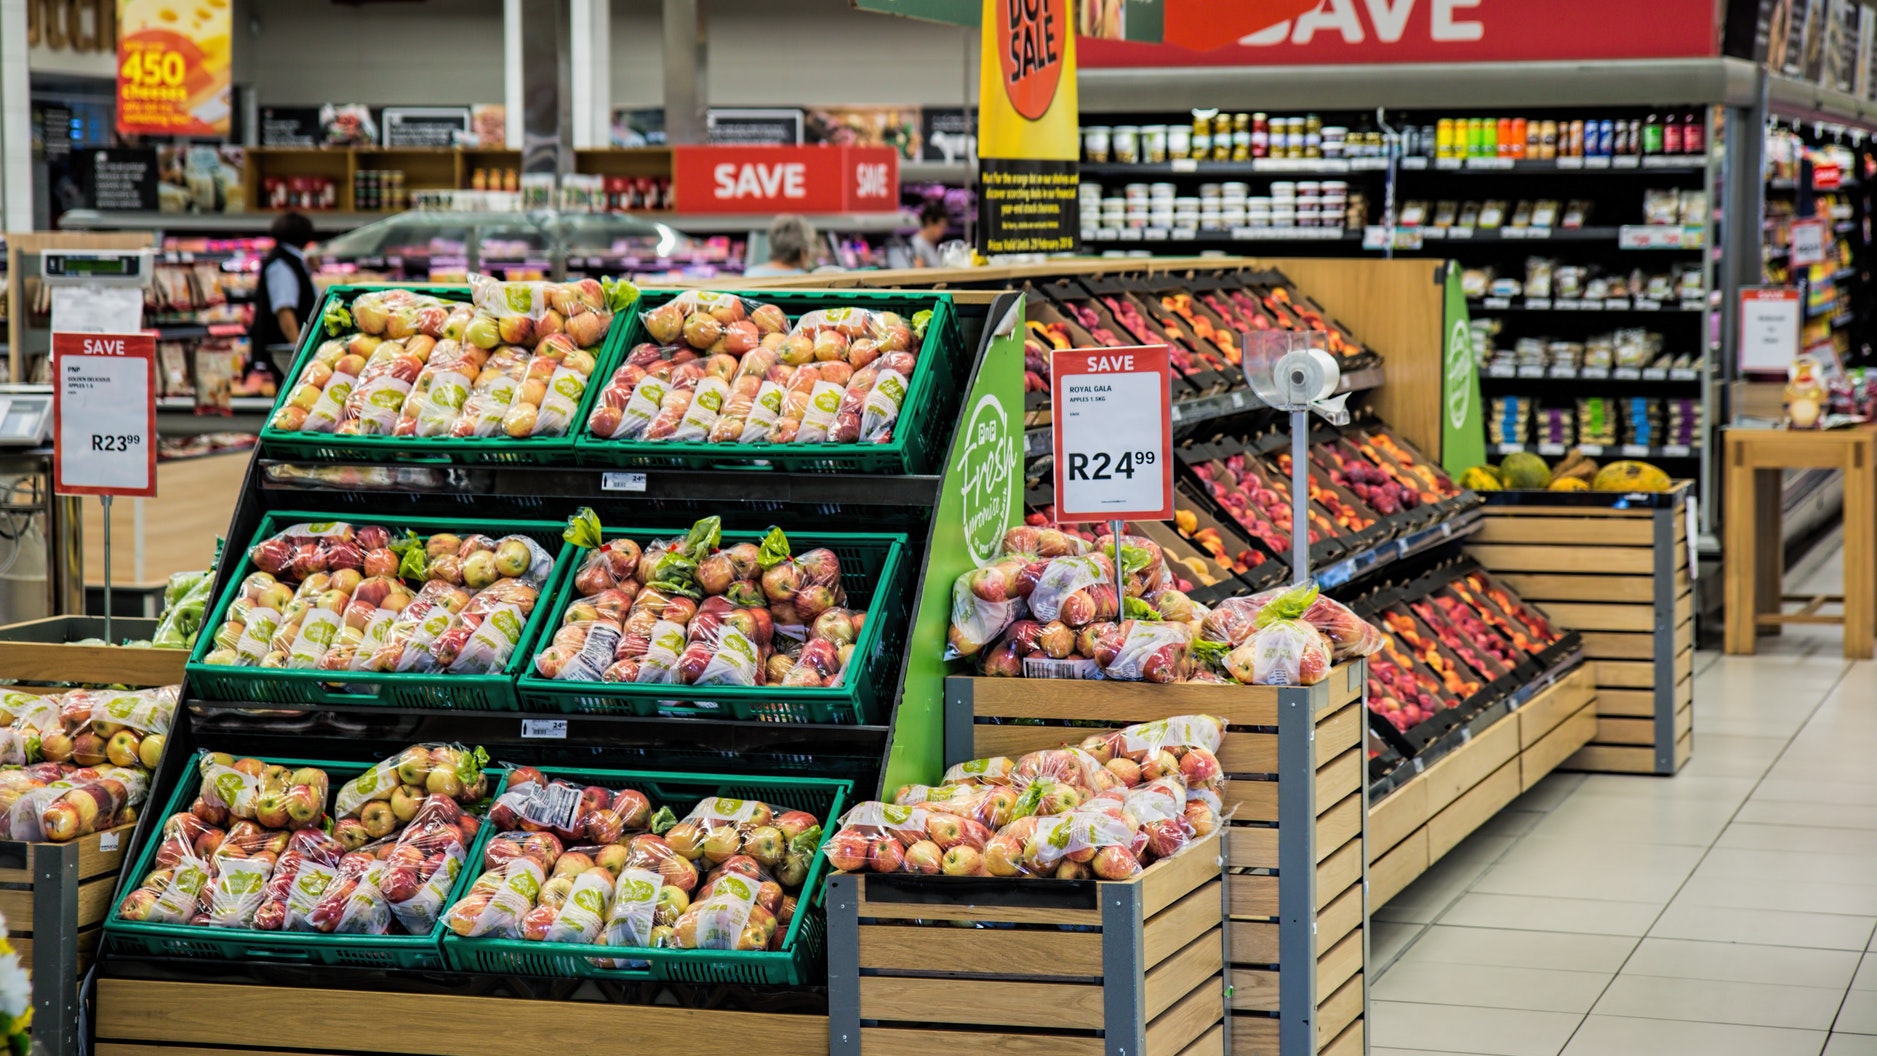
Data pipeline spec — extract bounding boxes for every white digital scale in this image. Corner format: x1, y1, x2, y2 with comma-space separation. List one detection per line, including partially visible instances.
0, 385, 53, 448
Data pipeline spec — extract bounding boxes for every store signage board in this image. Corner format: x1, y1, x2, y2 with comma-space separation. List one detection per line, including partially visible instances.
977, 0, 1081, 256
381, 107, 471, 148
1050, 345, 1174, 522
1814, 160, 1844, 189
51, 332, 157, 498
1079, 0, 1723, 65
706, 109, 805, 146
1441, 267, 1488, 475
1738, 287, 1802, 375
851, 0, 1170, 42
670, 145, 899, 213
115, 0, 232, 136
86, 149, 159, 212
1790, 217, 1829, 266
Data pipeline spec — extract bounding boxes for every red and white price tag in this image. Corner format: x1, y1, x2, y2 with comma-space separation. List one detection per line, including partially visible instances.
52, 331, 156, 497
1737, 287, 1801, 376
1789, 218, 1828, 267
1049, 346, 1173, 523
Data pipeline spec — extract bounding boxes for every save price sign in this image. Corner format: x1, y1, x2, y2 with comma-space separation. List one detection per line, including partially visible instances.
52, 332, 157, 498
1050, 345, 1173, 522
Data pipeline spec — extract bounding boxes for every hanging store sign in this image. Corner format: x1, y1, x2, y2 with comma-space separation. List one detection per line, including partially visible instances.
671, 145, 900, 213
977, 0, 1081, 256
1079, 0, 1724, 66
115, 0, 232, 137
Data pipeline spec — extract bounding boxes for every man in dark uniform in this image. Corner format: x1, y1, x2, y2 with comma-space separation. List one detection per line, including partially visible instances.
252, 211, 317, 368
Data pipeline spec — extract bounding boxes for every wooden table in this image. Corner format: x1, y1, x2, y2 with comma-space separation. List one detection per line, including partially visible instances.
1724, 425, 1876, 658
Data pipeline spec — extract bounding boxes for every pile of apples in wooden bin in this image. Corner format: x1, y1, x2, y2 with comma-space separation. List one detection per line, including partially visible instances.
0, 685, 175, 842
827, 716, 1227, 880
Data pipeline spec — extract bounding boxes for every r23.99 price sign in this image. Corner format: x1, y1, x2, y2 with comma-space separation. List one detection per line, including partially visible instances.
52, 332, 157, 498
1050, 345, 1174, 523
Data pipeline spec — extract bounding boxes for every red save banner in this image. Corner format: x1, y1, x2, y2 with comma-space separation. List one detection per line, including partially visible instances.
672, 146, 901, 214
1081, 0, 1723, 66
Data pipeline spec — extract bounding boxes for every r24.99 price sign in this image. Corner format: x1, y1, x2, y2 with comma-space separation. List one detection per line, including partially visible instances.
52, 331, 157, 498
1050, 345, 1173, 523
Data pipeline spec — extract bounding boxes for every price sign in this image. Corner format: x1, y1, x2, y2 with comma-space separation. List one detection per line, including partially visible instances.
1738, 287, 1801, 375
52, 332, 156, 497
1789, 218, 1828, 267
1050, 346, 1173, 523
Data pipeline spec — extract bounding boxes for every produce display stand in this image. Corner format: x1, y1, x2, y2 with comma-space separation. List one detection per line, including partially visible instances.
1368, 663, 1598, 910
828, 829, 1227, 1056
0, 618, 184, 687
1468, 485, 1694, 774
940, 664, 1369, 1056
85, 285, 1028, 1056
5, 822, 135, 1056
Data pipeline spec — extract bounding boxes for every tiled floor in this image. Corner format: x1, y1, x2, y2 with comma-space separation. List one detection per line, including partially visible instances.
1371, 544, 1877, 1055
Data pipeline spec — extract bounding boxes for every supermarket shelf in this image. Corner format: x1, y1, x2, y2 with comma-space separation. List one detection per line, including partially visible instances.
156, 396, 275, 413
1402, 155, 1706, 174
900, 160, 972, 183
1481, 364, 1702, 382
59, 209, 380, 234
1469, 296, 1705, 314
1021, 365, 1385, 458
1081, 158, 1394, 178
1083, 226, 1359, 245
1489, 441, 1700, 459
1313, 506, 1486, 590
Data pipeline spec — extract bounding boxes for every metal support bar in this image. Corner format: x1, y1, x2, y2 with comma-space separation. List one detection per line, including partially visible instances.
942, 677, 976, 775
1101, 880, 1148, 1056
1276, 684, 1319, 1056
825, 873, 861, 1056
1653, 505, 1679, 774
1359, 667, 1372, 1052
662, 0, 707, 145
519, 0, 572, 179
34, 845, 78, 1056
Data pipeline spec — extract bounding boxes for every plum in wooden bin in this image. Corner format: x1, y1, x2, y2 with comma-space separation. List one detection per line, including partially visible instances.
826, 828, 1225, 1056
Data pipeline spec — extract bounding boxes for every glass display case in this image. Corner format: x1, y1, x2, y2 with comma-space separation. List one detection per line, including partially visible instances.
313, 210, 733, 283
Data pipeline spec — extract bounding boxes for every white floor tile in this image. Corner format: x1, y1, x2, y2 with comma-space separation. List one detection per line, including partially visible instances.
1717, 823, 1877, 857
1674, 871, 1877, 917
1371, 1000, 1582, 1056
1825, 1035, 1877, 1055
1856, 954, 1877, 992
1839, 990, 1877, 1035
1371, 918, 1423, 970
1650, 902, 1876, 950
1560, 1015, 1827, 1056
1736, 798, 1877, 831
1398, 925, 1638, 974
1374, 961, 1613, 1013
1438, 892, 1664, 936
1593, 973, 1846, 1030
1621, 937, 1862, 989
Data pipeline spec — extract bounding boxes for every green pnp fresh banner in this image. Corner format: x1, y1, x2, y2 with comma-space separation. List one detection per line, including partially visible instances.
1441, 266, 1487, 476
976, 0, 1081, 256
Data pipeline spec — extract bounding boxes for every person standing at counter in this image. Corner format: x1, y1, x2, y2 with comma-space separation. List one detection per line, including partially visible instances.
743, 214, 819, 278
253, 211, 317, 360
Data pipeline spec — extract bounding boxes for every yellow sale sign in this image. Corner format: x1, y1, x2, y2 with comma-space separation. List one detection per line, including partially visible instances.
116, 0, 232, 137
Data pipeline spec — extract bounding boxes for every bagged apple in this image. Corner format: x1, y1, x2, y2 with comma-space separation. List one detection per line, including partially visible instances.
205, 855, 275, 929
599, 867, 669, 951
1011, 747, 1120, 795
662, 872, 770, 950
5, 766, 147, 842
939, 755, 1016, 787
1020, 808, 1144, 880
891, 782, 1024, 831
1080, 714, 1227, 794
445, 857, 546, 938
306, 855, 394, 934
334, 743, 489, 819
140, 852, 214, 924
1000, 524, 1090, 559
661, 796, 806, 872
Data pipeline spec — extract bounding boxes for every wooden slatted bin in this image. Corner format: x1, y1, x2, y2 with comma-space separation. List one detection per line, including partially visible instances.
3, 822, 135, 1056
827, 828, 1225, 1056
1467, 485, 1694, 774
937, 662, 1367, 1056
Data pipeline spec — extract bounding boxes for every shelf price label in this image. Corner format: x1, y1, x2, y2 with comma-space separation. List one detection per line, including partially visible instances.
52, 332, 156, 498
1050, 345, 1173, 523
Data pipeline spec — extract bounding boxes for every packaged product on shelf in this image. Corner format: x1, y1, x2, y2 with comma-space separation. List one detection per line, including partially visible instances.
333, 743, 490, 820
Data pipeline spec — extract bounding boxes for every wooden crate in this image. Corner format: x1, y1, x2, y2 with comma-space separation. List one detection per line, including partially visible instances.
0, 617, 185, 687
1367, 665, 1598, 910
1468, 485, 1693, 775
827, 829, 1225, 1056
93, 978, 828, 1056
945, 662, 1367, 1056
4, 822, 136, 1056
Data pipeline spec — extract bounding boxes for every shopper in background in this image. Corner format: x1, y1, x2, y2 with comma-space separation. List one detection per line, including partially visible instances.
253, 211, 318, 364
909, 200, 950, 268
744, 214, 818, 277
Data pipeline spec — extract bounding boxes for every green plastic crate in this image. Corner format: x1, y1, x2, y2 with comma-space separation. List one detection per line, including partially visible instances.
184, 511, 574, 711
103, 751, 482, 970
257, 283, 635, 466
512, 528, 909, 723
573, 289, 966, 474
440, 765, 849, 986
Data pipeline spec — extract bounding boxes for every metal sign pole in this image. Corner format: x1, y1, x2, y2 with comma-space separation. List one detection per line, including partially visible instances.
1109, 518, 1124, 593
100, 495, 112, 640
1291, 409, 1310, 584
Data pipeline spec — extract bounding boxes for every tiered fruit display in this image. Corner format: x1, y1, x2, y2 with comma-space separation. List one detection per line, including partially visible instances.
1159, 293, 1241, 366
1378, 607, 1484, 700
1172, 507, 1268, 577
1365, 630, 1462, 734
115, 744, 489, 934
1410, 593, 1521, 680
441, 771, 830, 953
1102, 294, 1231, 378
268, 277, 635, 439
1189, 453, 1338, 555
1357, 428, 1467, 505
829, 716, 1227, 880
201, 520, 557, 674
1460, 450, 1671, 494
586, 293, 930, 445
1314, 441, 1422, 518
0, 685, 176, 841
1274, 451, 1378, 535
1458, 571, 1565, 652
531, 515, 868, 690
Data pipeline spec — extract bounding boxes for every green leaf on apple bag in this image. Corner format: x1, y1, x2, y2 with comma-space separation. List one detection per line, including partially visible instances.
645, 552, 702, 599
1124, 596, 1160, 621
1188, 637, 1232, 670
680, 516, 722, 561
602, 277, 640, 314
756, 526, 792, 569
648, 805, 677, 835
564, 507, 604, 550
1255, 582, 1319, 628
397, 544, 429, 582
322, 302, 354, 337
911, 310, 933, 339
787, 824, 823, 856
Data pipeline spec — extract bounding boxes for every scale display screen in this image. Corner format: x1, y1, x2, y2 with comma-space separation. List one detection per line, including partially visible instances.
0, 396, 52, 446
42, 253, 144, 279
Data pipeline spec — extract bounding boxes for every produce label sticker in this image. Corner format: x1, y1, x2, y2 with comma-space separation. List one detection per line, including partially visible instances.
520, 780, 583, 832
1050, 345, 1173, 522
52, 331, 157, 497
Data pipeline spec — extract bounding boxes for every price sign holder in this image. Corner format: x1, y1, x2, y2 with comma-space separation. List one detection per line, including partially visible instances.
1790, 217, 1829, 267
1738, 287, 1802, 376
1050, 346, 1174, 580
42, 250, 156, 639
